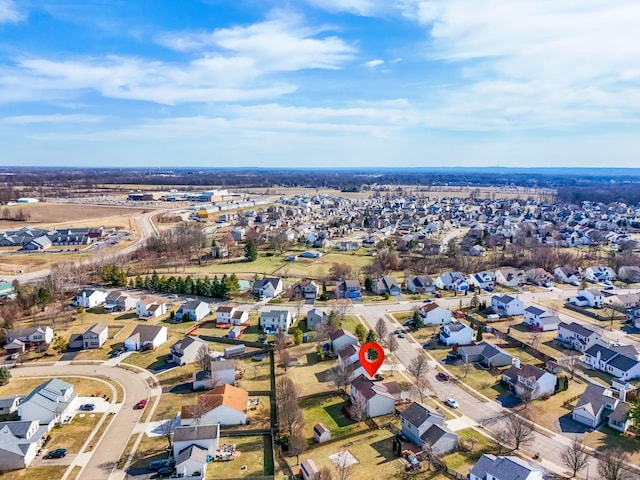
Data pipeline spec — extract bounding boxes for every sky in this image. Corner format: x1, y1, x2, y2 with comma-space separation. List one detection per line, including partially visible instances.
1, 0, 640, 169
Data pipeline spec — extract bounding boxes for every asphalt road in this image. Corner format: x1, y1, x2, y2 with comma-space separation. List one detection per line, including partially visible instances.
11, 363, 152, 480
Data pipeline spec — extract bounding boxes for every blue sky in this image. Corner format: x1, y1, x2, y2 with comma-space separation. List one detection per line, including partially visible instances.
1, 0, 639, 168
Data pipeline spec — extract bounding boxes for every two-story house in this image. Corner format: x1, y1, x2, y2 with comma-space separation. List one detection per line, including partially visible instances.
569, 289, 604, 308
371, 277, 402, 296
259, 310, 293, 333
502, 360, 557, 400
176, 300, 210, 322
583, 343, 640, 381
291, 279, 319, 300
399, 402, 458, 455
554, 267, 581, 286
81, 323, 108, 349
172, 424, 220, 479
252, 277, 283, 298
6, 326, 54, 347
306, 308, 330, 331
556, 322, 600, 352
136, 296, 167, 319
583, 266, 616, 283
18, 378, 79, 429
469, 271, 496, 290
73, 288, 107, 309
434, 272, 469, 292
406, 275, 435, 294
349, 376, 396, 418
171, 335, 209, 366
439, 323, 474, 346
0, 420, 47, 470
495, 268, 526, 288
335, 279, 362, 299
523, 306, 560, 331
328, 329, 359, 353
491, 295, 524, 317
418, 303, 452, 326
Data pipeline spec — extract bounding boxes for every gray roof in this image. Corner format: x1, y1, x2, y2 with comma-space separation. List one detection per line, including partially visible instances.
176, 443, 208, 465
400, 402, 444, 428
20, 378, 77, 418
0, 396, 21, 409
420, 424, 449, 448
84, 322, 107, 336
470, 454, 541, 480
182, 300, 208, 311
524, 306, 545, 316
585, 344, 618, 363
608, 354, 639, 373
128, 324, 165, 344
210, 359, 235, 372
172, 335, 207, 352
559, 322, 597, 338
575, 383, 609, 416
493, 294, 517, 304
0, 420, 46, 457
173, 424, 219, 442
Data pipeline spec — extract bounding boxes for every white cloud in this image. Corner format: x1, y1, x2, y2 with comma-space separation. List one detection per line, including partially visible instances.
0, 0, 23, 23
363, 59, 384, 68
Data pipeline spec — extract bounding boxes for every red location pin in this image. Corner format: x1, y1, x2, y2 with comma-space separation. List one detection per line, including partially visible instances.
359, 342, 385, 378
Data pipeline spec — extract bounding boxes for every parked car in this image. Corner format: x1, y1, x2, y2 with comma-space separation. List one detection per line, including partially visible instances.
79, 403, 95, 411
111, 348, 124, 357
423, 299, 432, 303
444, 397, 458, 409
434, 293, 443, 298
135, 399, 147, 409
46, 448, 67, 459
151, 466, 175, 478
149, 459, 175, 471
397, 332, 406, 339
436, 372, 450, 381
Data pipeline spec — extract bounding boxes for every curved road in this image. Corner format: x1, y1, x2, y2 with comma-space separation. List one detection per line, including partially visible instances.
12, 363, 154, 480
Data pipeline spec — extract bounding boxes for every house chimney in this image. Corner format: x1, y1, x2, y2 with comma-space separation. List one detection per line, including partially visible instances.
619, 388, 627, 402
514, 357, 521, 369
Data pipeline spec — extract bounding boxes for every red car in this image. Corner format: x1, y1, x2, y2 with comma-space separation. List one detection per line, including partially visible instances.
436, 372, 450, 381
135, 399, 147, 409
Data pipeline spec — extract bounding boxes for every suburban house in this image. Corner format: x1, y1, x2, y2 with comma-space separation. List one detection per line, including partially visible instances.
337, 344, 360, 368
0, 420, 47, 471
252, 277, 283, 298
618, 265, 640, 283
371, 277, 402, 296
180, 384, 248, 426
495, 268, 526, 288
470, 454, 543, 480
554, 267, 581, 285
103, 290, 137, 312
583, 265, 616, 283
259, 310, 293, 333
502, 360, 557, 400
458, 342, 514, 367
406, 275, 435, 294
80, 323, 108, 349
172, 424, 220, 479
345, 360, 369, 381
135, 296, 167, 319
292, 279, 319, 300
399, 402, 458, 455
176, 300, 210, 322
439, 323, 474, 346
336, 279, 362, 299
469, 271, 496, 290
569, 289, 604, 308
571, 383, 633, 432
526, 268, 554, 286
556, 322, 600, 352
434, 272, 469, 291
313, 423, 331, 443
523, 306, 560, 331
605, 293, 640, 311
0, 396, 21, 416
418, 303, 452, 326
6, 326, 53, 347
329, 329, 359, 353
215, 304, 249, 325
124, 325, 168, 351
193, 359, 236, 390
306, 308, 329, 331
491, 295, 524, 317
583, 343, 640, 381
171, 336, 209, 366
73, 288, 107, 308
349, 375, 396, 418
18, 378, 79, 429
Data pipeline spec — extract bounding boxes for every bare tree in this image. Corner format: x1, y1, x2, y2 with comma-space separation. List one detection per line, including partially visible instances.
560, 436, 590, 478
279, 349, 291, 372
460, 361, 472, 378
276, 376, 303, 436
328, 365, 350, 392
158, 418, 175, 451
334, 449, 354, 480
560, 350, 582, 380
519, 383, 540, 409
598, 449, 632, 480
318, 465, 334, 480
195, 344, 211, 373
386, 334, 399, 362
407, 355, 431, 402
288, 424, 307, 465
374, 318, 389, 347
332, 298, 351, 320
274, 328, 290, 371
350, 395, 368, 425
329, 263, 355, 281
497, 412, 535, 451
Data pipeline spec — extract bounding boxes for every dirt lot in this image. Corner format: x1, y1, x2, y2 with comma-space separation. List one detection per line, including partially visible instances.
0, 202, 146, 230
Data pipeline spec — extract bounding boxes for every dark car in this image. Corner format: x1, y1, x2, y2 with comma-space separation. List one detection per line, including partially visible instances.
46, 448, 67, 459
79, 403, 95, 411
151, 466, 175, 478
149, 459, 174, 471
436, 372, 450, 381
434, 293, 443, 298
423, 299, 432, 303
135, 399, 147, 409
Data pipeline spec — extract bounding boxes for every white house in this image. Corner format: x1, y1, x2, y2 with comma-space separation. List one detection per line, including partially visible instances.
502, 361, 557, 400
569, 289, 604, 308
469, 271, 496, 290
6, 326, 54, 346
193, 359, 236, 390
470, 454, 543, 480
406, 275, 435, 294
399, 402, 458, 455
124, 325, 168, 351
81, 323, 108, 349
171, 335, 209, 366
252, 277, 283, 298
523, 306, 560, 331
349, 376, 396, 418
495, 268, 526, 288
583, 343, 640, 381
176, 300, 210, 322
337, 344, 360, 369
216, 303, 238, 324
556, 322, 600, 352
18, 378, 79, 429
554, 267, 581, 286
74, 288, 107, 309
180, 384, 248, 426
491, 295, 524, 317
439, 322, 474, 346
572, 383, 632, 432
434, 272, 469, 291
0, 420, 47, 471
136, 296, 167, 319
583, 266, 616, 283
172, 424, 220, 479
328, 329, 359, 353
418, 303, 452, 326
259, 310, 293, 333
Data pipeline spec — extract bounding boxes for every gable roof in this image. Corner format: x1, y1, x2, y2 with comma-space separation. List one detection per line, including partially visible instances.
399, 402, 444, 428
127, 324, 166, 344
173, 424, 220, 442
575, 383, 610, 417
176, 443, 208, 465
559, 322, 597, 338
471, 454, 541, 480
180, 384, 248, 420
351, 375, 395, 401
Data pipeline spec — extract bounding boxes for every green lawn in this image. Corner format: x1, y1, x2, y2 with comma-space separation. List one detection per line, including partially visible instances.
441, 428, 497, 474
300, 395, 369, 441
122, 339, 175, 370
206, 435, 266, 478
48, 413, 104, 453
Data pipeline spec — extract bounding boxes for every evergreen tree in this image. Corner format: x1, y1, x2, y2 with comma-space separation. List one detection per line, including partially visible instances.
135, 274, 143, 289
476, 325, 483, 342
355, 324, 367, 342
366, 329, 377, 343
244, 240, 258, 261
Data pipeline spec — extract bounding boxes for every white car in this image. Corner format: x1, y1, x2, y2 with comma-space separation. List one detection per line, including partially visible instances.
444, 397, 459, 409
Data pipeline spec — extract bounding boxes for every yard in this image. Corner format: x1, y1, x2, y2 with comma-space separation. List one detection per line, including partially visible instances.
122, 338, 175, 370
441, 427, 497, 475
206, 435, 267, 478
151, 389, 202, 422
128, 432, 170, 470
300, 395, 370, 441
47, 412, 104, 453
518, 378, 587, 431
584, 426, 640, 464
0, 377, 115, 399
281, 344, 336, 395
235, 357, 272, 392
0, 466, 68, 480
